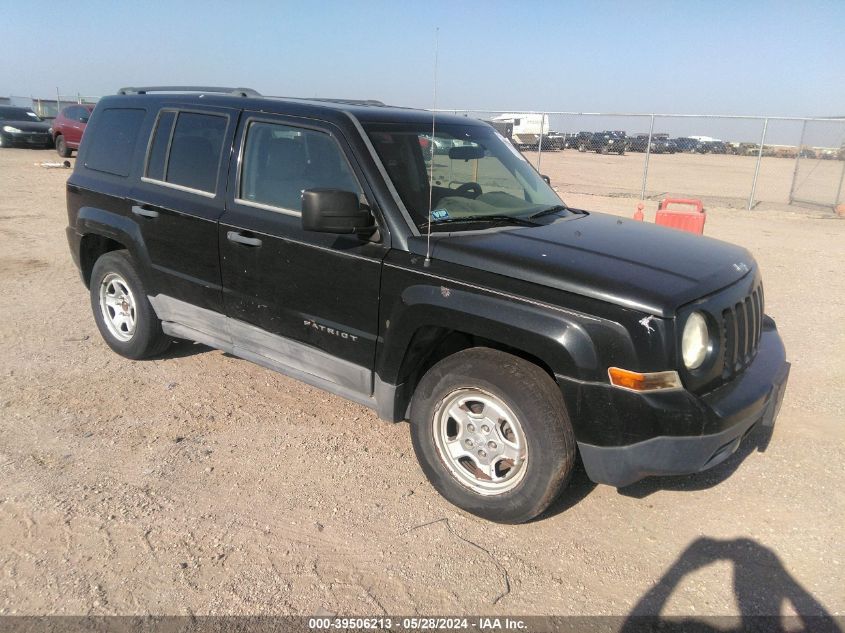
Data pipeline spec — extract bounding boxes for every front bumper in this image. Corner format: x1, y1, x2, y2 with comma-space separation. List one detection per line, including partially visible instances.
3, 131, 53, 146
66, 227, 83, 273
558, 320, 789, 487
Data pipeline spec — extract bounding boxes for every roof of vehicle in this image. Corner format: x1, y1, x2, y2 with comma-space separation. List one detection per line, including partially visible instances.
60, 104, 96, 112
103, 87, 482, 128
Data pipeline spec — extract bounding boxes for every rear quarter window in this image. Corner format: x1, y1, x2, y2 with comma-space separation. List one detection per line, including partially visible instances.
84, 108, 146, 177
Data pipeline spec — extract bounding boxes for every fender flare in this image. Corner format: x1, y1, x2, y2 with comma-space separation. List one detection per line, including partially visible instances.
377, 283, 611, 386
76, 207, 153, 286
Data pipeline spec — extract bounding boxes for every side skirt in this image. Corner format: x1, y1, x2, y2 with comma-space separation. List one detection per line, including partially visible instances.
149, 294, 404, 421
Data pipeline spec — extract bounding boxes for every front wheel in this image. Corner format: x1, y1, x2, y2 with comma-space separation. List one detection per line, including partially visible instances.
410, 348, 576, 523
90, 250, 170, 359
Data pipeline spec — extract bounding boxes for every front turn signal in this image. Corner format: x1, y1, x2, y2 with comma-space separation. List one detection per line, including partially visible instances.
608, 367, 682, 392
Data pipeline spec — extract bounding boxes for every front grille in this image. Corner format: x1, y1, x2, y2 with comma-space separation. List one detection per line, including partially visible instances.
721, 283, 764, 379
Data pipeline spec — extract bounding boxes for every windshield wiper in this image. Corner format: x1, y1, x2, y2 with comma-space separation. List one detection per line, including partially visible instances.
419, 215, 537, 230
528, 204, 570, 220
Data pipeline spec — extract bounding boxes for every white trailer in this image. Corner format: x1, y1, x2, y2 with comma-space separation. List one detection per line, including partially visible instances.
491, 113, 550, 148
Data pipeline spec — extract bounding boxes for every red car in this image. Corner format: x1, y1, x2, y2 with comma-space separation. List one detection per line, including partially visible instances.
52, 104, 95, 157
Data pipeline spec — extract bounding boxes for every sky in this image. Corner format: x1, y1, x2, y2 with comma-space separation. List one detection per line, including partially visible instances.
2, 0, 844, 141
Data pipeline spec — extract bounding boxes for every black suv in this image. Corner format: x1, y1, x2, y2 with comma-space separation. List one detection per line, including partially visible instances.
565, 131, 592, 149
697, 141, 728, 154
673, 137, 701, 152
65, 87, 789, 523
579, 131, 626, 154
629, 134, 676, 154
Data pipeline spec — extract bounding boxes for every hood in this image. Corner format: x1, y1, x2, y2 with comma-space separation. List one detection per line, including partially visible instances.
2, 119, 51, 132
427, 212, 754, 317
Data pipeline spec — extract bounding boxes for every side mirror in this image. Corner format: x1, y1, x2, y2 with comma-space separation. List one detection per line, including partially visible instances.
301, 189, 375, 235
541, 174, 551, 185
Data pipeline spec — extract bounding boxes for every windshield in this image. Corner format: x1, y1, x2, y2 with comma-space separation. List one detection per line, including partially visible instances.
364, 122, 564, 230
0, 108, 42, 122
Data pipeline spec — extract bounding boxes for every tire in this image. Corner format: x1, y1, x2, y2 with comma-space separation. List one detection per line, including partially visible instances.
578, 144, 586, 152
600, 147, 609, 155
55, 135, 72, 158
409, 348, 577, 523
89, 250, 170, 359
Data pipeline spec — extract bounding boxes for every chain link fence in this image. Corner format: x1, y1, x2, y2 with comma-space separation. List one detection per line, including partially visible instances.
441, 110, 845, 212
7, 93, 100, 120
788, 118, 845, 208
5, 91, 843, 211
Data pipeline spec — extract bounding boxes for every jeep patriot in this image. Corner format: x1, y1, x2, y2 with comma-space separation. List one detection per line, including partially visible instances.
65, 86, 790, 523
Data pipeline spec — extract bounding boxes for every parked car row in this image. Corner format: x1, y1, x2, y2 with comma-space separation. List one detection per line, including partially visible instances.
507, 130, 764, 157
525, 132, 844, 160
0, 103, 94, 156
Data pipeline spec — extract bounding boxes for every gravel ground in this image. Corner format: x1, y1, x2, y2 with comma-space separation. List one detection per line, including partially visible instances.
529, 148, 845, 211
0, 148, 842, 619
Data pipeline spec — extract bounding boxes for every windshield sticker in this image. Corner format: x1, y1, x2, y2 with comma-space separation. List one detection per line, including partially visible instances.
431, 209, 450, 221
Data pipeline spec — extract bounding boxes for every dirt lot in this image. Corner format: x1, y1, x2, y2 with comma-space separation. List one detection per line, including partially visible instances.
0, 147, 843, 620
529, 149, 845, 211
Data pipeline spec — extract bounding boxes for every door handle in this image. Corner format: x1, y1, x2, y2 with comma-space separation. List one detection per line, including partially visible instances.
226, 231, 262, 247
131, 205, 159, 219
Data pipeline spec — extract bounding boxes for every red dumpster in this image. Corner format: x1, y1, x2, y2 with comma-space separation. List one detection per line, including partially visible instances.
655, 198, 706, 234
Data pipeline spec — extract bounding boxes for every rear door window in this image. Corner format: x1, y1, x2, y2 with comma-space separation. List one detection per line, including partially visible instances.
144, 110, 227, 195
84, 108, 145, 177
145, 111, 176, 182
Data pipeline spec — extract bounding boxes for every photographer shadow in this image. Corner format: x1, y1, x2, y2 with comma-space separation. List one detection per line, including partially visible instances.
621, 537, 842, 633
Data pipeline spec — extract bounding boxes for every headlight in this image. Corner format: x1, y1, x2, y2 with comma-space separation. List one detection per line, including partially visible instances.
3, 126, 22, 133
682, 311, 710, 370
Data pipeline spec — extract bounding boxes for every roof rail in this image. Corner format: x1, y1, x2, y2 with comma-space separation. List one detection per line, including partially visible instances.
309, 98, 386, 107
117, 86, 261, 97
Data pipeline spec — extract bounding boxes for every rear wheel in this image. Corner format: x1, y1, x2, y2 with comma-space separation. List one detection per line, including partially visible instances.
90, 250, 170, 359
410, 348, 576, 523
55, 135, 72, 158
